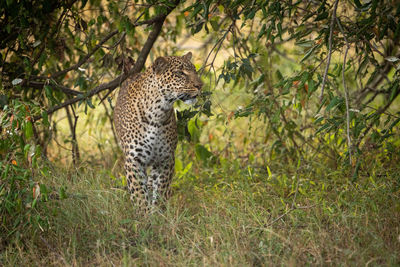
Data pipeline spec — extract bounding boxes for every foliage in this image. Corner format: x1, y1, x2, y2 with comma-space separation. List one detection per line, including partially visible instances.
182, 0, 400, 167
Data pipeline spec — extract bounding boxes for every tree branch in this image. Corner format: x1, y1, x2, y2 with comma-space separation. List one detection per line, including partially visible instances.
319, 0, 339, 102
27, 80, 82, 96
337, 17, 352, 166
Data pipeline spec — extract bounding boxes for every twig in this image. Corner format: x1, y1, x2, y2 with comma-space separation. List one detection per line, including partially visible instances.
101, 100, 119, 146
336, 17, 352, 166
199, 2, 250, 77
70, 105, 80, 165
65, 105, 80, 166
320, 0, 339, 102
271, 46, 296, 63
26, 80, 82, 96
49, 30, 119, 79
356, 91, 400, 149
199, 24, 232, 75
52, 135, 72, 151
365, 105, 400, 119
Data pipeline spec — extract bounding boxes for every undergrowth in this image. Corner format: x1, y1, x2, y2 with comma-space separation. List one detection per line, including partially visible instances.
1, 152, 399, 266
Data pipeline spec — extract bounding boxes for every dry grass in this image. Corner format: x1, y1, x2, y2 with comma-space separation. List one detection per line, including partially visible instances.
1, 153, 399, 266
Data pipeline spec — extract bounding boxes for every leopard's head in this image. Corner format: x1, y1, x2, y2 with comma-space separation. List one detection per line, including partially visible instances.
152, 52, 203, 104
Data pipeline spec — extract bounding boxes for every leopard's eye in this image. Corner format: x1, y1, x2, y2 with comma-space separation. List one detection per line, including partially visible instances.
175, 70, 186, 76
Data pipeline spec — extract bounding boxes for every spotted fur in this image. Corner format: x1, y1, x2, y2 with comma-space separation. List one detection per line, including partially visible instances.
114, 52, 202, 210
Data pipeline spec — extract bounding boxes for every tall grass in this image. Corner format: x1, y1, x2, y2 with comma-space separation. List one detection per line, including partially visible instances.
1, 152, 399, 266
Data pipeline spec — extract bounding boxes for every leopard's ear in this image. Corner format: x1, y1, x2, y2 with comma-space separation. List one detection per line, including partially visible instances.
153, 57, 168, 74
182, 52, 192, 61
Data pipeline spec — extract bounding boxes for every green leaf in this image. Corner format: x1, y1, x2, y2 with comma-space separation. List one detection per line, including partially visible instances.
276, 70, 283, 80
42, 111, 49, 127
316, 122, 331, 134
81, 0, 88, 8
75, 76, 86, 90
315, 11, 328, 21
277, 22, 283, 40
210, 19, 219, 31
353, 0, 362, 8
188, 119, 200, 142
190, 4, 202, 19
38, 53, 47, 70
192, 22, 204, 34
308, 79, 317, 95
40, 184, 48, 201
24, 144, 31, 158
267, 166, 272, 178
97, 15, 105, 26
300, 44, 320, 63
326, 96, 343, 111
239, 58, 254, 78
389, 81, 399, 101
314, 116, 324, 124
388, 117, 400, 131
59, 186, 67, 199
356, 56, 369, 77
202, 100, 212, 116
257, 24, 267, 40
175, 158, 183, 172
25, 121, 33, 140
44, 85, 58, 104
295, 39, 314, 48
195, 144, 213, 162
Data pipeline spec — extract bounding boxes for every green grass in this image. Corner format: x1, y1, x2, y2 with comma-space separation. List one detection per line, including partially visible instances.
1, 153, 400, 266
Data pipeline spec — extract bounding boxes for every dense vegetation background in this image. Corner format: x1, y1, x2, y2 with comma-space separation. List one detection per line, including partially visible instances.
1, 0, 399, 265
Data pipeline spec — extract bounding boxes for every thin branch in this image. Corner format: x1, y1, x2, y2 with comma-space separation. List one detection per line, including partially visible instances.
70, 105, 80, 165
199, 24, 232, 75
365, 105, 400, 119
26, 80, 82, 96
101, 100, 119, 146
65, 105, 80, 166
337, 17, 352, 166
271, 46, 296, 63
49, 30, 119, 79
319, 0, 339, 102
356, 92, 400, 149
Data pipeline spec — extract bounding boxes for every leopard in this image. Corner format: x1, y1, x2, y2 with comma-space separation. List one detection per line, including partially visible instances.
113, 52, 203, 210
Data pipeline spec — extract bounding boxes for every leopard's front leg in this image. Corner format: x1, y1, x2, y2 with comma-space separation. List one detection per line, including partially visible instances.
124, 154, 149, 209
149, 155, 175, 206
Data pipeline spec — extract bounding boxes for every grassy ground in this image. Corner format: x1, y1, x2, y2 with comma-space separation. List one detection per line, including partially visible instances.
1, 151, 399, 266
